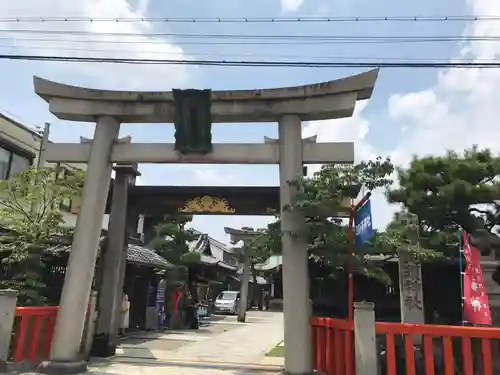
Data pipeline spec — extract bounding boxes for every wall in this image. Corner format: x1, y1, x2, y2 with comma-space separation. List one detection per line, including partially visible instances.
0, 114, 40, 159
222, 250, 240, 267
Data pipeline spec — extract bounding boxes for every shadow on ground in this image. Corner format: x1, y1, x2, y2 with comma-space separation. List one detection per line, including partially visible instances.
112, 317, 241, 361
90, 357, 282, 373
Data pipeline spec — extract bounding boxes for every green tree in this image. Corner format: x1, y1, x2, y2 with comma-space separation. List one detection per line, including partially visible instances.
147, 215, 201, 296
386, 146, 500, 256
254, 158, 399, 282
0, 166, 84, 305
381, 211, 448, 261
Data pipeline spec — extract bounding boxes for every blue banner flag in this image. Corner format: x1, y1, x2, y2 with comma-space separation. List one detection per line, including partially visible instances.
355, 200, 373, 248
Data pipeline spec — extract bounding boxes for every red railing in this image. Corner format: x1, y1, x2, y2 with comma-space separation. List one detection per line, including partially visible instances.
376, 322, 500, 375
12, 306, 58, 362
311, 317, 500, 375
311, 317, 354, 375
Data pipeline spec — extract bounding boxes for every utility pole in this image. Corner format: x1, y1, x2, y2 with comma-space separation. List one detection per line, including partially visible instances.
36, 122, 51, 170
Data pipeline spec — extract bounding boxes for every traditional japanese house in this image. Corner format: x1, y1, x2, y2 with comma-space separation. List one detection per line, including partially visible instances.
43, 232, 173, 329
187, 229, 239, 303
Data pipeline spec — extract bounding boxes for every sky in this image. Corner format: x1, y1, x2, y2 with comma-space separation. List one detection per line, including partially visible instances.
0, 0, 499, 243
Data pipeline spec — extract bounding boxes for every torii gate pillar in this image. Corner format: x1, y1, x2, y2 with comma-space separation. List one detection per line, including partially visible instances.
224, 226, 262, 323
279, 114, 313, 374
38, 118, 122, 375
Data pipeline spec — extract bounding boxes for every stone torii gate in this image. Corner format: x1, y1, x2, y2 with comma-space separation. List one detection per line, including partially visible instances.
224, 226, 261, 323
34, 69, 378, 375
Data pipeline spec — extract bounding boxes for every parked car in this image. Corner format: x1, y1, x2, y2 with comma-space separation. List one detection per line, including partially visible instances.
213, 291, 250, 315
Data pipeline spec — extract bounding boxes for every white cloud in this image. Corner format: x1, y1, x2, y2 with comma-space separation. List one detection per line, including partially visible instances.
303, 102, 397, 228
134, 175, 145, 185
304, 100, 376, 164
387, 0, 500, 161
308, 0, 500, 229
193, 168, 235, 185
0, 0, 189, 89
281, 0, 305, 13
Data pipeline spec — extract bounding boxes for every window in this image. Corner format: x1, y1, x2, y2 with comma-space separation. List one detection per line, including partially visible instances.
0, 147, 10, 179
0, 144, 32, 180
10, 153, 31, 176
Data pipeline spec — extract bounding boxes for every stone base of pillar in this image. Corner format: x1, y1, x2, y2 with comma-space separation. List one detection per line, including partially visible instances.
89, 333, 117, 358
37, 360, 88, 375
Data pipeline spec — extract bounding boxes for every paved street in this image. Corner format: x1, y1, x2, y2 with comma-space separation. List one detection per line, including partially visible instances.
89, 311, 284, 375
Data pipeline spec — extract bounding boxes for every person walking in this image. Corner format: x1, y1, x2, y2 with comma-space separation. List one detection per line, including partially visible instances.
264, 291, 270, 311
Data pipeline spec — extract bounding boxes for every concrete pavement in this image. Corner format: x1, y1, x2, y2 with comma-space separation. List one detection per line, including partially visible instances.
88, 311, 284, 375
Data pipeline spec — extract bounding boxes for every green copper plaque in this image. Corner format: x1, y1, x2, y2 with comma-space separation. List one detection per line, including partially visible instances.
173, 89, 212, 154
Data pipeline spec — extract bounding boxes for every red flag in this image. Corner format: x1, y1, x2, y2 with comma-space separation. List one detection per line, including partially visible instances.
462, 231, 492, 325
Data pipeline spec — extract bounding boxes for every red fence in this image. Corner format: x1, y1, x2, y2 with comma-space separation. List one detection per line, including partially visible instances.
311, 317, 354, 375
311, 317, 500, 375
377, 322, 499, 375
11, 306, 58, 362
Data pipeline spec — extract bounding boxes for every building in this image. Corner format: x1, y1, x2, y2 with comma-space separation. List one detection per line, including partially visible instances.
0, 111, 112, 228
0, 111, 44, 179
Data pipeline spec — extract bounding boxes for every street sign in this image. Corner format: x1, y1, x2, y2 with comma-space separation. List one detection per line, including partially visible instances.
355, 199, 373, 247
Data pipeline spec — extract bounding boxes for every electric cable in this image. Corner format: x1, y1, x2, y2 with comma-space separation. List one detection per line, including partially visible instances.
1, 54, 499, 68
0, 28, 499, 42
0, 41, 494, 62
0, 15, 499, 24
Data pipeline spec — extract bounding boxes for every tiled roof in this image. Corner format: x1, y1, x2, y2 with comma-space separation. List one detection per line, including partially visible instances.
188, 229, 237, 271
51, 237, 174, 269
200, 254, 219, 265
126, 243, 175, 268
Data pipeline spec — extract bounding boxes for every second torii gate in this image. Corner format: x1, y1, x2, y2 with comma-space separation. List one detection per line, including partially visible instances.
34, 69, 378, 375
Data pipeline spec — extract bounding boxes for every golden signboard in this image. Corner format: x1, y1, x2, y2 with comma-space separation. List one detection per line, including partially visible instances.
179, 196, 236, 214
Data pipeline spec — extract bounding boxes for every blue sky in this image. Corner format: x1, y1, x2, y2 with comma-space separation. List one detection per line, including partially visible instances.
0, 0, 499, 242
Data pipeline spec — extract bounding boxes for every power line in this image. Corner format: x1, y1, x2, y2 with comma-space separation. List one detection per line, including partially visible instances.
0, 15, 499, 23
2, 54, 500, 68
1, 29, 500, 45
0, 28, 497, 40
3, 38, 496, 46
6, 35, 500, 49
0, 41, 495, 62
